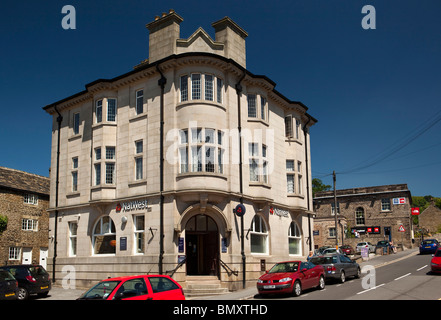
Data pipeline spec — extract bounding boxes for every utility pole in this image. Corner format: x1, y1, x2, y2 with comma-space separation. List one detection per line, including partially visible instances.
333, 171, 339, 248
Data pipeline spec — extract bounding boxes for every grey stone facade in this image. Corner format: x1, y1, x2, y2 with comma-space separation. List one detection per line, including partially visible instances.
0, 167, 50, 267
313, 184, 414, 250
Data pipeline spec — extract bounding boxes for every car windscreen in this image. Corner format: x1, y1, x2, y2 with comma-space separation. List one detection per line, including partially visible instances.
79, 281, 120, 300
422, 240, 436, 245
268, 262, 299, 273
0, 270, 15, 282
28, 266, 48, 277
310, 257, 334, 265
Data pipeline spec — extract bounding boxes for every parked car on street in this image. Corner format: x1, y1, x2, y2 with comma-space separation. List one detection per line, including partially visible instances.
78, 274, 185, 300
257, 261, 325, 297
420, 239, 440, 255
309, 254, 361, 283
321, 247, 343, 255
0, 269, 18, 300
340, 245, 355, 256
356, 242, 376, 253
0, 265, 51, 300
431, 248, 441, 274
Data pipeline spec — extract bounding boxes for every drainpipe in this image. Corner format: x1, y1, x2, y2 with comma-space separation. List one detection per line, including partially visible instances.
156, 63, 166, 274
303, 115, 312, 252
235, 71, 246, 289
52, 106, 63, 283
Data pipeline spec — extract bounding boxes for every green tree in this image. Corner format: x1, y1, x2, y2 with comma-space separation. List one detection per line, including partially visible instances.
0, 215, 8, 235
312, 178, 331, 197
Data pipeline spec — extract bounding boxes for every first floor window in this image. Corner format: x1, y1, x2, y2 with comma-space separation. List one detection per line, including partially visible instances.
135, 157, 143, 180
381, 198, 391, 211
250, 215, 268, 254
356, 207, 365, 225
22, 219, 38, 231
92, 216, 116, 255
96, 100, 102, 123
23, 194, 38, 205
287, 174, 294, 193
105, 163, 115, 184
179, 147, 188, 173
205, 74, 213, 101
249, 159, 259, 182
94, 164, 101, 185
289, 222, 302, 255
329, 227, 336, 238
72, 171, 78, 192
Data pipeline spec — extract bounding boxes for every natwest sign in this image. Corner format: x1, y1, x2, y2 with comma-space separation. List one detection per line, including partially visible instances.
116, 199, 148, 212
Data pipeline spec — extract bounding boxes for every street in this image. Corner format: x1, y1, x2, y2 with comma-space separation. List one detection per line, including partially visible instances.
252, 252, 441, 300
24, 249, 441, 301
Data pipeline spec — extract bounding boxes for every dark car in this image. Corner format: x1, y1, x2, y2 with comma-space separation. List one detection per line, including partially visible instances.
257, 261, 325, 297
0, 269, 18, 300
0, 265, 51, 300
420, 239, 440, 255
309, 253, 361, 283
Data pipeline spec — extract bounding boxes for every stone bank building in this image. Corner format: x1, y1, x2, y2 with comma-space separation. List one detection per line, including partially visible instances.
43, 11, 317, 290
313, 184, 414, 250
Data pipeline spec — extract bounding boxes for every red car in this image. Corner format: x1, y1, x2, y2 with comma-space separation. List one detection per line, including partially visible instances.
431, 248, 441, 274
78, 275, 185, 300
257, 261, 325, 296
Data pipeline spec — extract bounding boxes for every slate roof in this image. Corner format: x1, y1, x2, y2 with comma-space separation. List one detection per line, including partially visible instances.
0, 167, 50, 196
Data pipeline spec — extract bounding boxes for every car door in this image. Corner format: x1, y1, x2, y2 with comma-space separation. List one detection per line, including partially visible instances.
339, 254, 356, 277
299, 262, 315, 289
112, 277, 153, 300
147, 276, 184, 300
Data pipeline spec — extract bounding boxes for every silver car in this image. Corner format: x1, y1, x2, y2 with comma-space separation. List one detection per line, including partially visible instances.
309, 254, 361, 283
356, 241, 376, 253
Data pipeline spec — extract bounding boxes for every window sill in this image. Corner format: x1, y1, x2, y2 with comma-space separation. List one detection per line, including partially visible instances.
66, 192, 80, 198
247, 118, 269, 127
177, 172, 227, 180
68, 134, 82, 142
287, 193, 305, 199
91, 184, 116, 191
176, 100, 226, 111
128, 179, 147, 187
249, 181, 271, 189
129, 113, 147, 123
284, 138, 302, 145
92, 122, 117, 130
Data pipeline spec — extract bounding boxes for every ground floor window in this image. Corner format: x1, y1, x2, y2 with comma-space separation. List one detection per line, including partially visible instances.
92, 216, 116, 255
250, 215, 268, 254
288, 221, 302, 255
134, 215, 145, 254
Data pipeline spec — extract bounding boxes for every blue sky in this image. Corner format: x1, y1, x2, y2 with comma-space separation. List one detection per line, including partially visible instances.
1, 0, 440, 197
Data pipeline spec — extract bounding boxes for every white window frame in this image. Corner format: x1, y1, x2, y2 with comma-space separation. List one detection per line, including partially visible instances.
92, 216, 116, 255
8, 247, 21, 260
135, 90, 144, 115
288, 221, 302, 256
134, 215, 145, 254
69, 221, 78, 257
23, 194, 38, 205
250, 215, 269, 254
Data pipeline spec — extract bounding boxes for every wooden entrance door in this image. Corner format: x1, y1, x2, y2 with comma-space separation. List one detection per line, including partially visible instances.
185, 215, 219, 276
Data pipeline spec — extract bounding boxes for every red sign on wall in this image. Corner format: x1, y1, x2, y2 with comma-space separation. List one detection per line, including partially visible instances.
411, 207, 420, 215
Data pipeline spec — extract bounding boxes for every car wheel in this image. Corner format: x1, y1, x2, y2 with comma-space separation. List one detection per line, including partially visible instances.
17, 287, 29, 300
318, 276, 325, 290
339, 271, 346, 283
292, 280, 302, 297
355, 267, 361, 279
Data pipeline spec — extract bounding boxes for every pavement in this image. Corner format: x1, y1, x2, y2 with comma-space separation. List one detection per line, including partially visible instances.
41, 247, 419, 300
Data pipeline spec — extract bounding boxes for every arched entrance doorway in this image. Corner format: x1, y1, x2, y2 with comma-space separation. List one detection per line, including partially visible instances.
185, 214, 219, 276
